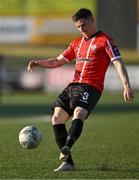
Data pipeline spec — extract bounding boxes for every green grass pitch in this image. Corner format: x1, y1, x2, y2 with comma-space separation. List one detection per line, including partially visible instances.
0, 91, 139, 179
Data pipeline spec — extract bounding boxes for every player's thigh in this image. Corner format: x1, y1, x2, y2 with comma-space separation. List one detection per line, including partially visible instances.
51, 107, 70, 125
72, 106, 88, 121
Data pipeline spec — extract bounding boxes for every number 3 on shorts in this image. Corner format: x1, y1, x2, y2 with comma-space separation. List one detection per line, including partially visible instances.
82, 92, 89, 100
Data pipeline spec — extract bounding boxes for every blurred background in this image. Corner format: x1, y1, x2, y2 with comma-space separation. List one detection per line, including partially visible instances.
0, 2, 139, 178
0, 0, 139, 104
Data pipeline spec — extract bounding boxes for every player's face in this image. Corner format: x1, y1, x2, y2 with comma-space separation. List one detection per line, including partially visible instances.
74, 17, 95, 38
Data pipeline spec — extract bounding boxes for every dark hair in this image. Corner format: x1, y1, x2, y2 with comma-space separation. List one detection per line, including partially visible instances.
72, 8, 93, 22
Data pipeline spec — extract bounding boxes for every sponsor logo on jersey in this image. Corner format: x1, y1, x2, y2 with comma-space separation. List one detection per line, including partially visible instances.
76, 58, 92, 62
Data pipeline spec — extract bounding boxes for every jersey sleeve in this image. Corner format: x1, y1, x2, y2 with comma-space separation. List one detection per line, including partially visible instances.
57, 41, 76, 62
104, 38, 122, 62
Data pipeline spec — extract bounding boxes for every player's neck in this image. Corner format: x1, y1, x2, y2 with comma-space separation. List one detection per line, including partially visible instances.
84, 30, 101, 40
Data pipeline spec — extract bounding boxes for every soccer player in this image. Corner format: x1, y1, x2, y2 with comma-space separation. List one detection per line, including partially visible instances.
27, 8, 134, 171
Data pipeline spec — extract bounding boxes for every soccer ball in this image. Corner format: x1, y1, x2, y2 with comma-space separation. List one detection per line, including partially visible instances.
19, 126, 42, 149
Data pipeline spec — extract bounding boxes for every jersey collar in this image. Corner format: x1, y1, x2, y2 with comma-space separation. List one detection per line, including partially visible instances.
84, 30, 101, 41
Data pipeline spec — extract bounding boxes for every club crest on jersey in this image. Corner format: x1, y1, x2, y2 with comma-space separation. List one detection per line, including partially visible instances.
91, 45, 97, 51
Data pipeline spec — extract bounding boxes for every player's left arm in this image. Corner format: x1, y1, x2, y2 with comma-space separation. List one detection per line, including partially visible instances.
112, 58, 134, 102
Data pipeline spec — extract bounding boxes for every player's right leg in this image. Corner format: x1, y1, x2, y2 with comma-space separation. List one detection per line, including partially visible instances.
52, 107, 69, 125
52, 107, 69, 151
51, 107, 75, 171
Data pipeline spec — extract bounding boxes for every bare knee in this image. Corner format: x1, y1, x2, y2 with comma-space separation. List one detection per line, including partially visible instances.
73, 107, 88, 121
51, 107, 69, 125
51, 115, 61, 125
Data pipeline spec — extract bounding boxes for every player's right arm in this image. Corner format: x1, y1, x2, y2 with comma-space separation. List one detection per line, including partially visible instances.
27, 57, 67, 72
27, 39, 77, 72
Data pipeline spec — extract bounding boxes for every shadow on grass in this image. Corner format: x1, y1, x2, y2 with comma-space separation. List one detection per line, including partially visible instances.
0, 103, 139, 118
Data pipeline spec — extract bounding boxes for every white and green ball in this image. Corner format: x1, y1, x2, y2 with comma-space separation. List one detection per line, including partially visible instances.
19, 126, 42, 149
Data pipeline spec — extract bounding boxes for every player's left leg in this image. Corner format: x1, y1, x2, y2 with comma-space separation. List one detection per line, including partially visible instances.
66, 107, 87, 147
60, 107, 88, 160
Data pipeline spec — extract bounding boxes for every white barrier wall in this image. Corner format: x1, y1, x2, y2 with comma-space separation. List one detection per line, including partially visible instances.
0, 17, 78, 44
44, 65, 139, 91
105, 65, 139, 90
20, 65, 139, 91
0, 17, 33, 43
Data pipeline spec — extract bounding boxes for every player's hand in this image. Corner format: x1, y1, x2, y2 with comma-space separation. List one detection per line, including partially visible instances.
123, 87, 134, 102
27, 60, 38, 72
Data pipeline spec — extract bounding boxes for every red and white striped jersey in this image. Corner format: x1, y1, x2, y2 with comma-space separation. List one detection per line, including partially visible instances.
58, 31, 121, 91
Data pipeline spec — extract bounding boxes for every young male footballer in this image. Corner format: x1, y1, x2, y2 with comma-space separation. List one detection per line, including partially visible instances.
27, 8, 134, 171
